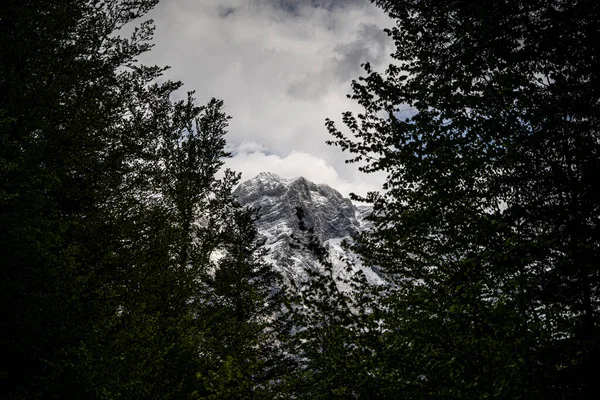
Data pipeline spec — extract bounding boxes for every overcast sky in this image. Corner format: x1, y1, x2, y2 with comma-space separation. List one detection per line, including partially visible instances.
140, 0, 394, 198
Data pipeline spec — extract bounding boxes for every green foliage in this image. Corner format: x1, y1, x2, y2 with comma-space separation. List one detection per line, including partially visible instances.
327, 0, 600, 398
1, 1, 281, 398
280, 207, 384, 399
193, 206, 286, 399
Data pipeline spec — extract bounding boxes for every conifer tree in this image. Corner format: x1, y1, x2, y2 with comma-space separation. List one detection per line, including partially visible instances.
281, 208, 383, 399
193, 205, 284, 399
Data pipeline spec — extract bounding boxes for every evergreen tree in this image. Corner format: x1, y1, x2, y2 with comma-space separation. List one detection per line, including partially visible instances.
281, 208, 383, 399
327, 0, 600, 398
193, 205, 284, 399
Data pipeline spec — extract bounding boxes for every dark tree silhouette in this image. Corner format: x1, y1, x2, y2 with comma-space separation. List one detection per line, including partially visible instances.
327, 1, 600, 398
1, 1, 281, 398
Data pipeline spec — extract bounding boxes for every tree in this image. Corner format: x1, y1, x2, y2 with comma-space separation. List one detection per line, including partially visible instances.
193, 205, 285, 399
280, 207, 383, 399
1, 1, 279, 398
1, 1, 167, 396
327, 0, 600, 398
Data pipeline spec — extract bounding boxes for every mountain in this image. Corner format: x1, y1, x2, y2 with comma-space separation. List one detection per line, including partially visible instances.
234, 172, 381, 290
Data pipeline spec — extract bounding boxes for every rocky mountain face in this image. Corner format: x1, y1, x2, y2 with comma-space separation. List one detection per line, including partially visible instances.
234, 172, 380, 289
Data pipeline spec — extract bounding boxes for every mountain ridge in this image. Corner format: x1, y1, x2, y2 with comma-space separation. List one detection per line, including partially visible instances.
234, 172, 380, 289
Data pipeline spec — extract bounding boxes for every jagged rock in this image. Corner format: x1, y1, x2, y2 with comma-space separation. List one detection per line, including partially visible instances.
234, 172, 380, 289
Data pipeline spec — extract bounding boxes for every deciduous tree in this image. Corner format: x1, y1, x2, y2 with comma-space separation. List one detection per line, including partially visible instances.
327, 0, 600, 398
1, 1, 279, 398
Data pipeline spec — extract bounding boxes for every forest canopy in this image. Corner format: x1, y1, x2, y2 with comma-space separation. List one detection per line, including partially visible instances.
327, 0, 600, 398
1, 0, 598, 398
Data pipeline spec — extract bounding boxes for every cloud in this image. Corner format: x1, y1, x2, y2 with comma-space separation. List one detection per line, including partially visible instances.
217, 6, 236, 17
256, 0, 366, 16
225, 144, 385, 199
286, 22, 389, 99
140, 0, 393, 196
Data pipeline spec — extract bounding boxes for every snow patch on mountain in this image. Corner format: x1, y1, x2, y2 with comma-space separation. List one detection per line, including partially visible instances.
234, 172, 382, 290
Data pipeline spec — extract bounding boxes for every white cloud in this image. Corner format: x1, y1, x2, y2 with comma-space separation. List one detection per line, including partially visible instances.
140, 0, 394, 196
225, 145, 385, 199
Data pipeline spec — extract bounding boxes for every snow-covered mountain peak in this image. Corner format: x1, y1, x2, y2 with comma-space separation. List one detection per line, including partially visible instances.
236, 173, 359, 239
234, 172, 380, 288
254, 171, 295, 185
